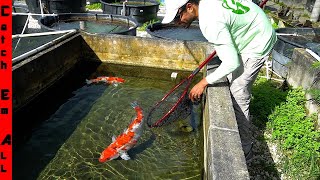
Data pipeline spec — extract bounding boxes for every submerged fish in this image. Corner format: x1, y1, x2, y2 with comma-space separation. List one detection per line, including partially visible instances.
99, 101, 144, 163
86, 76, 125, 85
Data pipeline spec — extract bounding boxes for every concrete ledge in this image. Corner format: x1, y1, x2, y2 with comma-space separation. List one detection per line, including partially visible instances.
203, 57, 249, 180
81, 33, 209, 71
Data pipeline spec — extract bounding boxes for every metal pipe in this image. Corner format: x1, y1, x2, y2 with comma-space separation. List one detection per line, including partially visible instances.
12, 30, 78, 65
39, 0, 44, 17
12, 30, 77, 38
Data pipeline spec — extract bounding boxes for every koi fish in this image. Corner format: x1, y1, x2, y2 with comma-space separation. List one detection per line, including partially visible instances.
99, 101, 144, 163
86, 76, 125, 85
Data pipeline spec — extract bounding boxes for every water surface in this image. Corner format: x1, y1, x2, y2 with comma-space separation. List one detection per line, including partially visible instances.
13, 62, 203, 180
51, 20, 131, 34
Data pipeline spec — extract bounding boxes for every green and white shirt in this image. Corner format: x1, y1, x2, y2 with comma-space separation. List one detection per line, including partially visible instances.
199, 0, 277, 83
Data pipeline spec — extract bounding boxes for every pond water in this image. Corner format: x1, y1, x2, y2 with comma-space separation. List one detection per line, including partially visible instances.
13, 62, 204, 180
112, 1, 155, 6
278, 34, 320, 56
50, 20, 131, 34
148, 25, 207, 42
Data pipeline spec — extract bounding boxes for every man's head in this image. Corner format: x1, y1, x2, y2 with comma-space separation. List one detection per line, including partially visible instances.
162, 0, 199, 28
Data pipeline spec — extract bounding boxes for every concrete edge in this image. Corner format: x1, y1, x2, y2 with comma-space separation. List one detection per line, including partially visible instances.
203, 56, 249, 180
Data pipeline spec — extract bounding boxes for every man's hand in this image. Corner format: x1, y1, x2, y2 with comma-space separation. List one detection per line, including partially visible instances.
189, 78, 208, 102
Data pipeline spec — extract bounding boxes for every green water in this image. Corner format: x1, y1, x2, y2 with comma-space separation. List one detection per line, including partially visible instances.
13, 63, 203, 179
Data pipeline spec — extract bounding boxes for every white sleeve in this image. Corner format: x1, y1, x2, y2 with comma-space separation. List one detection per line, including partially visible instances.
201, 21, 241, 84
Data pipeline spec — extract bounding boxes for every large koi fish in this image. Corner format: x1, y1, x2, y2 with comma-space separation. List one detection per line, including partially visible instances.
99, 101, 144, 163
86, 76, 125, 85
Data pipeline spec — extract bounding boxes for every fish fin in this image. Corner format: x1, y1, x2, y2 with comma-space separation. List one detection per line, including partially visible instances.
120, 152, 131, 160
112, 135, 116, 142
112, 83, 119, 87
130, 101, 139, 108
124, 128, 128, 133
85, 79, 92, 84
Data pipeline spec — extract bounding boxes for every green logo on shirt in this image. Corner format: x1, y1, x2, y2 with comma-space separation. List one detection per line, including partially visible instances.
222, 0, 250, 14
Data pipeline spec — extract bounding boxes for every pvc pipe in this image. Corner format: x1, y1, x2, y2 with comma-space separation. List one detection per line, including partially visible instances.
12, 30, 77, 38
39, 0, 44, 17
276, 33, 299, 36
12, 30, 78, 64
121, 0, 127, 16
12, 12, 56, 16
262, 65, 284, 79
306, 48, 320, 61
258, 76, 285, 82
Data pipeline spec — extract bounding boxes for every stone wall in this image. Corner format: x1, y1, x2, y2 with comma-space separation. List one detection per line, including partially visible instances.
287, 48, 320, 128
81, 33, 209, 71
272, 0, 314, 12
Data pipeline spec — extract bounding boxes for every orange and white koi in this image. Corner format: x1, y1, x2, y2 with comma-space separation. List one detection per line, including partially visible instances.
86, 76, 125, 85
99, 101, 144, 163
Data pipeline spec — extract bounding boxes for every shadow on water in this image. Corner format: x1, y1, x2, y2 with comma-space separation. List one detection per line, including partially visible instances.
248, 77, 289, 179
128, 129, 157, 160
13, 60, 102, 180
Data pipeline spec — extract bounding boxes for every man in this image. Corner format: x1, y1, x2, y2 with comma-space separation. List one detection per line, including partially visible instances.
162, 0, 277, 161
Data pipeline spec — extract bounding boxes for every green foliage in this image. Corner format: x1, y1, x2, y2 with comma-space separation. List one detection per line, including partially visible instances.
312, 61, 320, 69
155, 0, 165, 6
272, 22, 279, 29
86, 3, 102, 10
307, 88, 320, 103
137, 19, 160, 31
266, 87, 320, 179
251, 77, 320, 179
251, 77, 287, 128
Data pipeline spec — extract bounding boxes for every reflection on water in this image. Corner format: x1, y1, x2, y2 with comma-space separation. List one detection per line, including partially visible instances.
112, 1, 155, 6
281, 35, 320, 46
13, 63, 203, 180
280, 34, 320, 56
150, 26, 207, 42
51, 20, 130, 34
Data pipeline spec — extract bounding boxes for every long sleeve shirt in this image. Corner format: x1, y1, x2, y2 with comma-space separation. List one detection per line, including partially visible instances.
198, 0, 277, 84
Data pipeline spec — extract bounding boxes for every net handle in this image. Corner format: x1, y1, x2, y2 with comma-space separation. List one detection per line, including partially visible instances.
188, 50, 216, 79
150, 51, 216, 127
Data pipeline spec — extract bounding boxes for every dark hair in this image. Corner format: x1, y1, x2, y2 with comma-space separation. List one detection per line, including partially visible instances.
187, 0, 200, 5
174, 0, 200, 22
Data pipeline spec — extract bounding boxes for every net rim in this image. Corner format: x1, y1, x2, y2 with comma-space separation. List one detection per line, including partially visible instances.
147, 79, 191, 128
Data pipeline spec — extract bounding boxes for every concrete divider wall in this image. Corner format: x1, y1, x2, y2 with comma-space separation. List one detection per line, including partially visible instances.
12, 34, 83, 112
288, 48, 320, 127
203, 57, 249, 180
81, 33, 209, 71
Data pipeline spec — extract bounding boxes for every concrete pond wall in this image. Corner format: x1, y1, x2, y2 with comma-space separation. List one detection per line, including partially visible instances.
287, 48, 320, 128
12, 32, 249, 179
